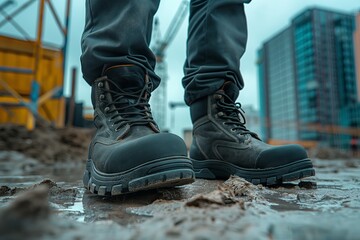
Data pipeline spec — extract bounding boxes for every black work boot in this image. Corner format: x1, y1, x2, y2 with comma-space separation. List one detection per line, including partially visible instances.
83, 65, 194, 196
189, 82, 315, 185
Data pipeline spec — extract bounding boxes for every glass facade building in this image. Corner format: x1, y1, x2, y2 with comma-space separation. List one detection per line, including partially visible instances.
258, 8, 358, 148
258, 28, 298, 141
355, 12, 360, 101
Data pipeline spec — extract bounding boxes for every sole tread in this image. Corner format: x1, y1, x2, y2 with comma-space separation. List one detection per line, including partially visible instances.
193, 158, 315, 186
83, 158, 195, 196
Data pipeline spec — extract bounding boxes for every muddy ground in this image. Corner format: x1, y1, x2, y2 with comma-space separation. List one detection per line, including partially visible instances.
0, 125, 360, 240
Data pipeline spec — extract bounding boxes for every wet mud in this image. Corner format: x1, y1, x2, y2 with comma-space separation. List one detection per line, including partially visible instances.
1, 156, 359, 239
0, 124, 93, 164
0, 126, 360, 239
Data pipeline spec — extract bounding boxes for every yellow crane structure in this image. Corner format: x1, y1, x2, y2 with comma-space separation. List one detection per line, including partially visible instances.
0, 0, 71, 130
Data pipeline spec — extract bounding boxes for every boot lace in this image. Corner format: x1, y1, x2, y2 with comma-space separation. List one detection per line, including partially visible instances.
216, 92, 259, 139
103, 79, 157, 131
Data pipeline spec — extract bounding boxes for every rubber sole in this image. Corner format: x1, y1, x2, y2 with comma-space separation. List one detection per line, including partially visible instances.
83, 157, 195, 196
192, 158, 315, 185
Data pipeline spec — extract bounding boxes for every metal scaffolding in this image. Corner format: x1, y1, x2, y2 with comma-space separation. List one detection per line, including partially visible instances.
0, 0, 71, 129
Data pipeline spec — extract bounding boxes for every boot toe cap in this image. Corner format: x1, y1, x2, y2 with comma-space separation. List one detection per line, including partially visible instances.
101, 133, 188, 173
256, 144, 309, 169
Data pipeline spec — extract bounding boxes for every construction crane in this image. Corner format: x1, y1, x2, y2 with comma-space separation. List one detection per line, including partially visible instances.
0, 0, 71, 130
150, 0, 189, 131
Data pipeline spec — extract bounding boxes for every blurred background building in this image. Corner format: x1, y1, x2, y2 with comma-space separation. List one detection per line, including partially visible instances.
356, 12, 360, 101
258, 7, 360, 149
242, 105, 261, 138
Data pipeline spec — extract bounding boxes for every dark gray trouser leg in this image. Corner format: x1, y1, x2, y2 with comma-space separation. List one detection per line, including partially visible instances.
183, 0, 251, 105
80, 0, 161, 86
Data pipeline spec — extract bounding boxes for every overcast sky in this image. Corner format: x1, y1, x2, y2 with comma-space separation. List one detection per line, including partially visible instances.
1, 0, 359, 136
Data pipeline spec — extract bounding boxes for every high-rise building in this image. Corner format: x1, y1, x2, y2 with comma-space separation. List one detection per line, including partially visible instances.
258, 7, 358, 148
355, 12, 360, 101
242, 105, 261, 138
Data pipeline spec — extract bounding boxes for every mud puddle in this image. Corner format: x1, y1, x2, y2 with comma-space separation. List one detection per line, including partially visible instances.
0, 152, 359, 239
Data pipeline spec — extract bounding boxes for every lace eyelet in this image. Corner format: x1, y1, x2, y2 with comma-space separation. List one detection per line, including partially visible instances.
213, 94, 222, 100
217, 112, 224, 117
104, 107, 110, 113
99, 94, 105, 101
114, 125, 123, 132
97, 82, 104, 88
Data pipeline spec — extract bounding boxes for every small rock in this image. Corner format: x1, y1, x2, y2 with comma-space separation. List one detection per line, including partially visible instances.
298, 181, 317, 189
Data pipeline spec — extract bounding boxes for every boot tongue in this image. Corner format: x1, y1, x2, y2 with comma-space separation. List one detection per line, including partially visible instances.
221, 81, 239, 103
102, 65, 151, 124
103, 65, 146, 91
104, 65, 147, 108
220, 81, 243, 120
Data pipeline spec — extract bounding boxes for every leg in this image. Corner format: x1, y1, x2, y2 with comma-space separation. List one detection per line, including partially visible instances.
185, 0, 315, 185
183, 0, 251, 105
81, 0, 161, 87
81, 0, 195, 196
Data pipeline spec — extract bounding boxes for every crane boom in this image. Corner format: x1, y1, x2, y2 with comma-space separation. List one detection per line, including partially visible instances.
154, 0, 189, 59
